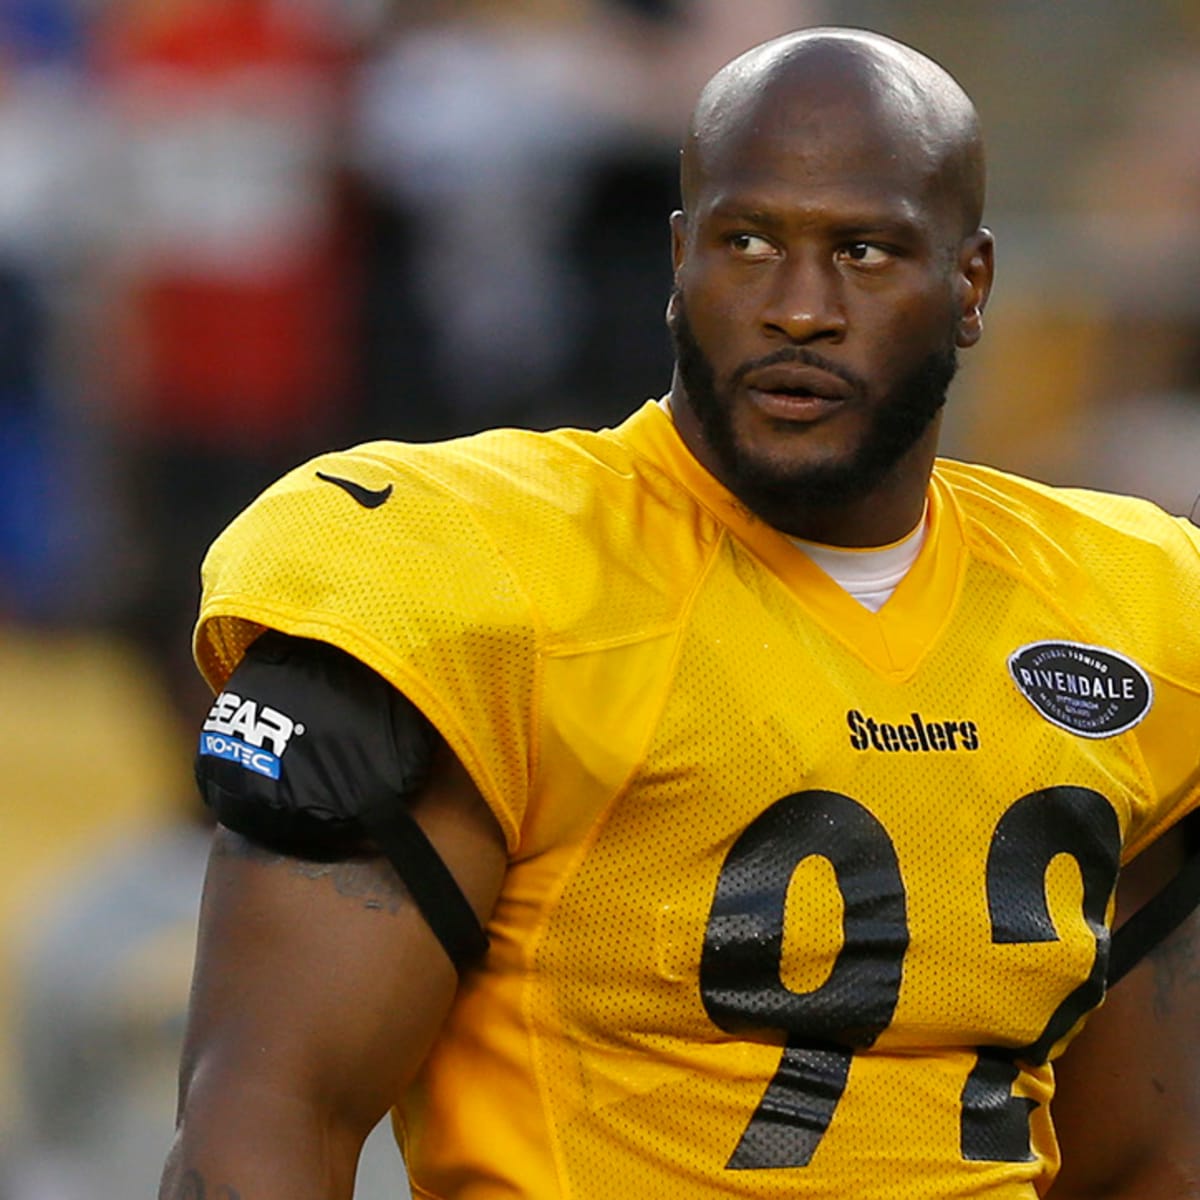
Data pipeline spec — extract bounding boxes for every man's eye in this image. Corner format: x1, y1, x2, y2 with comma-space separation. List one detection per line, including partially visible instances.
841, 242, 891, 266
728, 233, 775, 256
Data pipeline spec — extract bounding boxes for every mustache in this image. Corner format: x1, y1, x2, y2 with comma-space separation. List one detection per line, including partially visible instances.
728, 346, 867, 397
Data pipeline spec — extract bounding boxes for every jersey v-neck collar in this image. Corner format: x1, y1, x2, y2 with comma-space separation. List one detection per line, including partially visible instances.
618, 399, 968, 679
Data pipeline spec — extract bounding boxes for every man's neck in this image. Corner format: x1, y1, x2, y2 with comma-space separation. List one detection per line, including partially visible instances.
664, 386, 939, 548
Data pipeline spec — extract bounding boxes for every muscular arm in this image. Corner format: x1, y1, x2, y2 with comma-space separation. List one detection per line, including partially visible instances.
159, 743, 507, 1200
1050, 824, 1200, 1198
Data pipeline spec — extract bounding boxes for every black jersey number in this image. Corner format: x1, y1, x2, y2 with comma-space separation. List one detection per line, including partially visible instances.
699, 790, 907, 1168
699, 786, 1120, 1170
960, 786, 1121, 1161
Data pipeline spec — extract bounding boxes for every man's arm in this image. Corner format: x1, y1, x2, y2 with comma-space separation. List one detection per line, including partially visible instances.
1050, 824, 1200, 1198
159, 742, 508, 1200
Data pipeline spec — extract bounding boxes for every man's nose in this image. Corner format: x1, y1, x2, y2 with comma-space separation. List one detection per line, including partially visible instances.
759, 254, 847, 343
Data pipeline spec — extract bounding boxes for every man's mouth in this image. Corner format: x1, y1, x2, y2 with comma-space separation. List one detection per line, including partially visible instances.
742, 364, 854, 420
743, 364, 854, 401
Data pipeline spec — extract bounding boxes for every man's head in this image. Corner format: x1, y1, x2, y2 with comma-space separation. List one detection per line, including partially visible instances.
667, 27, 994, 545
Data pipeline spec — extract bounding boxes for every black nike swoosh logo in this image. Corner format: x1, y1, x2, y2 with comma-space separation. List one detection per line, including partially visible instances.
316, 471, 394, 509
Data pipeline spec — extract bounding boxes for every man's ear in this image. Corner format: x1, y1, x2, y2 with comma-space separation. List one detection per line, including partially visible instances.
670, 210, 688, 277
955, 228, 995, 349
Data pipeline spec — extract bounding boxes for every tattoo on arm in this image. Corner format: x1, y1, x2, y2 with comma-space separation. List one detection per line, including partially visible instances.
214, 832, 411, 914
177, 1169, 242, 1200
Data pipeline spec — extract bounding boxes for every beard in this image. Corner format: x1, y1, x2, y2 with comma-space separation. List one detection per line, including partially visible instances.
668, 292, 958, 534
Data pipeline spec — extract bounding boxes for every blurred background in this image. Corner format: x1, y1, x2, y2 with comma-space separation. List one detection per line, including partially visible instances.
0, 1, 1197, 1197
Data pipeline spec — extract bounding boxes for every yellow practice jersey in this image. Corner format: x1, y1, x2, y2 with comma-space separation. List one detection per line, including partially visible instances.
196, 400, 1200, 1199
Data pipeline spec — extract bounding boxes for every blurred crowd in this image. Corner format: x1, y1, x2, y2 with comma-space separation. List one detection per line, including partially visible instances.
0, 1, 1197, 1198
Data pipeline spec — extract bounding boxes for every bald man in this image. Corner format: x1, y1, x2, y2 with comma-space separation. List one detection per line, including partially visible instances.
162, 28, 1200, 1200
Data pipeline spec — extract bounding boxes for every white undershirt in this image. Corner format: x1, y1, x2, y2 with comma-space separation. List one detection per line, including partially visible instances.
791, 513, 928, 612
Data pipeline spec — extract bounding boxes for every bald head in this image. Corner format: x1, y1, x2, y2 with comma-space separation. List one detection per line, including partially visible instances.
681, 28, 986, 237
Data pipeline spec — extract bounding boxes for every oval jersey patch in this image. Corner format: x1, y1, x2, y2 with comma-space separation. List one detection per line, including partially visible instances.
1008, 641, 1153, 738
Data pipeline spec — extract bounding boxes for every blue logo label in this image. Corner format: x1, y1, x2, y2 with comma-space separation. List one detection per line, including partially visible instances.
199, 731, 282, 779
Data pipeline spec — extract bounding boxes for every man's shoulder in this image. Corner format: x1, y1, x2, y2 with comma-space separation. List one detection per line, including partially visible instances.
935, 457, 1199, 556
198, 412, 715, 682
932, 470, 1200, 872
361, 420, 651, 518
935, 459, 1200, 657
211, 420, 653, 563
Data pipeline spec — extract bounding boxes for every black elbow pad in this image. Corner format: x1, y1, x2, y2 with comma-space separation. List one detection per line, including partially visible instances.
195, 630, 488, 971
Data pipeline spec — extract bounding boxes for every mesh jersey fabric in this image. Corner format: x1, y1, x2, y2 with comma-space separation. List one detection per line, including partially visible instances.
196, 399, 1200, 1200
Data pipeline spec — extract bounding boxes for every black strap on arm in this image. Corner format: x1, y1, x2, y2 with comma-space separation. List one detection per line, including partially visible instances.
358, 795, 490, 974
196, 630, 490, 975
1107, 845, 1200, 988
